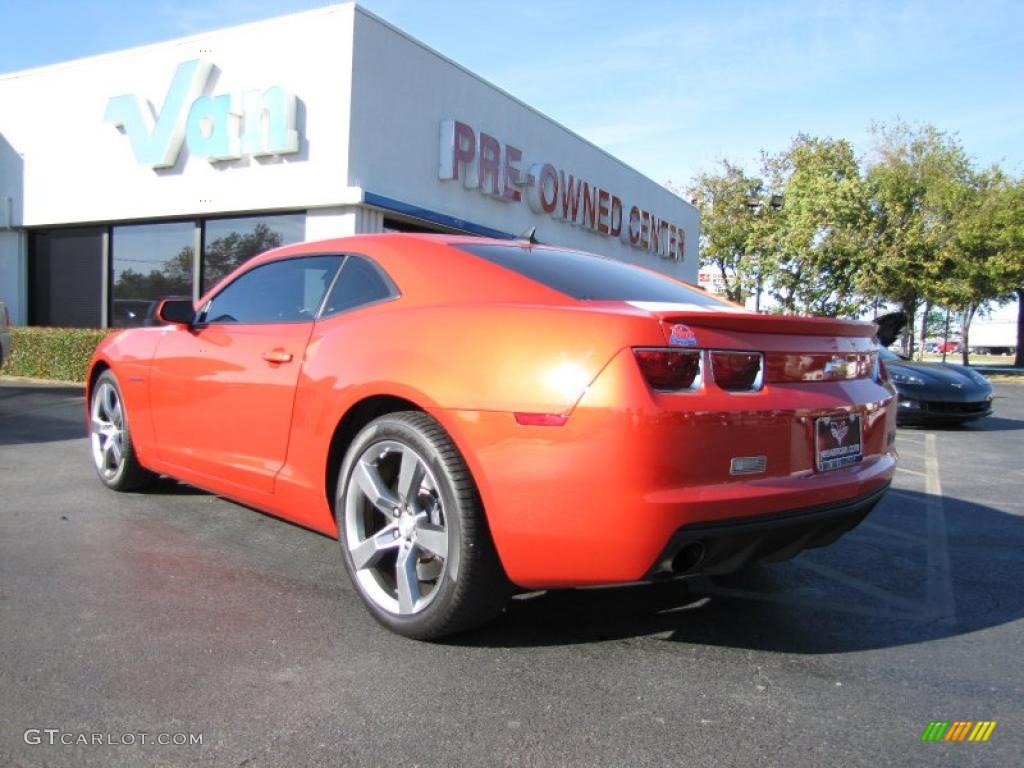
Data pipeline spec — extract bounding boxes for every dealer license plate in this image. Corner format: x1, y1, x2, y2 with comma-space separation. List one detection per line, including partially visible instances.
815, 413, 863, 472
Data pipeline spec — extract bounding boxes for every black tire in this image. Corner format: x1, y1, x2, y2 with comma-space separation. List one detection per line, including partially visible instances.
336, 411, 510, 639
89, 370, 157, 492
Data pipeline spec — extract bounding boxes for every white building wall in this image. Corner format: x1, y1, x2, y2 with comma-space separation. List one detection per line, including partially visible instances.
0, 134, 26, 323
306, 204, 384, 240
346, 7, 698, 281
0, 5, 359, 227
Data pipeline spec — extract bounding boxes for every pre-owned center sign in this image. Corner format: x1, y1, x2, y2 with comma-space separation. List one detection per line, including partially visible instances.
439, 119, 686, 260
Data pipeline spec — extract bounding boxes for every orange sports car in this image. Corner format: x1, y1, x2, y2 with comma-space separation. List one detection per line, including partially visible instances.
87, 234, 897, 638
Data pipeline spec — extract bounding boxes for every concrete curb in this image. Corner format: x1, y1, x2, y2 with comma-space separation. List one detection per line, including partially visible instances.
0, 375, 86, 388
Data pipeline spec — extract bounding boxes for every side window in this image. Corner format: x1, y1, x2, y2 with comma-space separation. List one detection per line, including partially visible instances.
320, 255, 396, 318
201, 255, 341, 324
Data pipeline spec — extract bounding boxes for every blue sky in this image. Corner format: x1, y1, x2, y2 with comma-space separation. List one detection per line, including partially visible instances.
2, 0, 1022, 188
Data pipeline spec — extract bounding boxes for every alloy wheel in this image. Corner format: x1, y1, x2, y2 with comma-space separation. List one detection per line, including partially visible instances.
343, 440, 450, 616
91, 381, 125, 480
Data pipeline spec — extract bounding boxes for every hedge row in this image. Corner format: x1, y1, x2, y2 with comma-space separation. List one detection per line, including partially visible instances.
3, 326, 111, 383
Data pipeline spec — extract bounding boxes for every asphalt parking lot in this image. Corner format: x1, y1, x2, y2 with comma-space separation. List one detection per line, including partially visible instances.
1, 381, 1022, 767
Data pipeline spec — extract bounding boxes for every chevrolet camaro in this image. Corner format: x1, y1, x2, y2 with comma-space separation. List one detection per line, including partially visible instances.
87, 234, 898, 638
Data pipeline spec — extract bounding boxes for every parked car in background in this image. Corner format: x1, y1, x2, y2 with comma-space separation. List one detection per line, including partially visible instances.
0, 300, 11, 368
880, 347, 993, 425
86, 234, 898, 639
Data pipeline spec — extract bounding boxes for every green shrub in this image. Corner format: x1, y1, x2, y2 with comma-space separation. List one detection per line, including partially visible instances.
4, 327, 112, 383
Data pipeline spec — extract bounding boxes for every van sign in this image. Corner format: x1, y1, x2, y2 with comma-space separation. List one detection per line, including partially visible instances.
103, 60, 300, 169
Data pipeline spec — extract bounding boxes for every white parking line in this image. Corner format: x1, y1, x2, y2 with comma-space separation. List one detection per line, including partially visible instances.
794, 559, 922, 613
924, 433, 956, 623
896, 466, 927, 478
886, 487, 926, 504
860, 520, 921, 544
896, 435, 926, 444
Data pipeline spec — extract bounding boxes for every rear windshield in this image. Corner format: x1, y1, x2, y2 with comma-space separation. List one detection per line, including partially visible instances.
458, 244, 726, 306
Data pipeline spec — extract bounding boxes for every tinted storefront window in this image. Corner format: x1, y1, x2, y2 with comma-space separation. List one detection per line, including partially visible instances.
111, 222, 195, 327
201, 214, 305, 293
29, 228, 104, 328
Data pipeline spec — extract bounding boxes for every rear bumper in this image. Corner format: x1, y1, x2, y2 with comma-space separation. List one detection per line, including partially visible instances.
644, 483, 889, 579
436, 349, 898, 589
442, 401, 896, 588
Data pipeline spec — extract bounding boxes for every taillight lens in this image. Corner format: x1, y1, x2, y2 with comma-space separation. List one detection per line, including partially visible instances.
633, 348, 701, 391
711, 351, 763, 391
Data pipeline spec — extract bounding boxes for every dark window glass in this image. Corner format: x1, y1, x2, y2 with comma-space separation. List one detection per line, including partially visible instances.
29, 228, 104, 328
111, 222, 194, 327
202, 214, 305, 293
200, 255, 341, 324
320, 255, 396, 317
458, 244, 727, 306
383, 217, 453, 234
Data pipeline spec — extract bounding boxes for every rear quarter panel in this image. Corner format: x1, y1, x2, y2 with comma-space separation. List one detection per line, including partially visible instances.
275, 301, 663, 533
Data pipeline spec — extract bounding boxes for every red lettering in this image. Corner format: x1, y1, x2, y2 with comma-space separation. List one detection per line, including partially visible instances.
628, 206, 641, 245
582, 182, 597, 230
503, 144, 522, 202
538, 164, 558, 213
560, 172, 582, 222
610, 195, 622, 237
479, 132, 501, 196
440, 120, 477, 187
597, 190, 610, 234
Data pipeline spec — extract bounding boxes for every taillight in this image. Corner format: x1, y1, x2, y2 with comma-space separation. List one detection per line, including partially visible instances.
633, 348, 701, 391
710, 351, 763, 391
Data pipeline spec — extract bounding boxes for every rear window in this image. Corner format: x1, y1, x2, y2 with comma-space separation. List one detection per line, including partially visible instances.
458, 244, 725, 306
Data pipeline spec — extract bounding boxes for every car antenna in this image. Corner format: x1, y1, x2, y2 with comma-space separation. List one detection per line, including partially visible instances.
518, 226, 541, 245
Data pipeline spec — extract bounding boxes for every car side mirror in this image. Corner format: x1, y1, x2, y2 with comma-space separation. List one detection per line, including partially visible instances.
156, 299, 195, 326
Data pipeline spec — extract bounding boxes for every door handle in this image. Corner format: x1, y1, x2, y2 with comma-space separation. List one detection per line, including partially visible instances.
261, 349, 293, 363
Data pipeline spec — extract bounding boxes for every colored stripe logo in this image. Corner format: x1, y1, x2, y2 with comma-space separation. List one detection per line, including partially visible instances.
921, 721, 997, 742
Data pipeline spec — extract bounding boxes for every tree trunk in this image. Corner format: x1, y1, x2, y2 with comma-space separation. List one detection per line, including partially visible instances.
717, 261, 740, 304
961, 305, 976, 366
900, 298, 917, 357
1016, 288, 1024, 368
920, 300, 931, 360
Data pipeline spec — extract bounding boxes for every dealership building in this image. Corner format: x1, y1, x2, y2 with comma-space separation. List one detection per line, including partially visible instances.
0, 3, 697, 328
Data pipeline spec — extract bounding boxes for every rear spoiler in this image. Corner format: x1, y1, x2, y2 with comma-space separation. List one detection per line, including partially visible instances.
653, 311, 878, 339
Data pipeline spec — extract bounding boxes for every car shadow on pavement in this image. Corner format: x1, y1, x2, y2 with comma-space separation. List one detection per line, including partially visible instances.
450, 489, 1024, 653
0, 384, 85, 445
957, 416, 1024, 432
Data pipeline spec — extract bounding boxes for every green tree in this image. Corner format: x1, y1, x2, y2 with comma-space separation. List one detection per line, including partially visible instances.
763, 134, 871, 317
687, 160, 767, 304
928, 168, 1002, 364
988, 178, 1024, 367
859, 122, 973, 354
